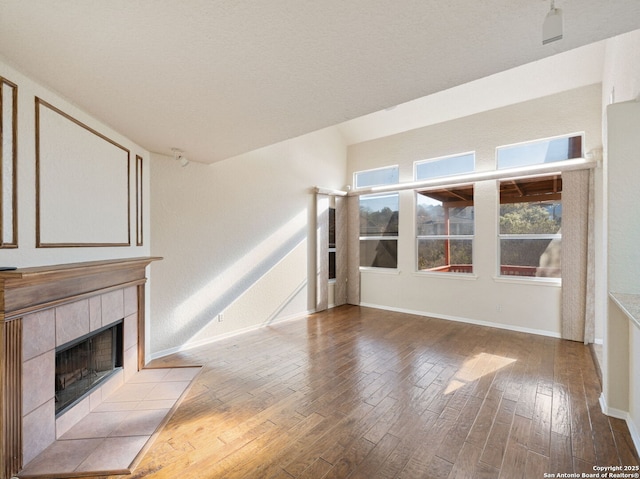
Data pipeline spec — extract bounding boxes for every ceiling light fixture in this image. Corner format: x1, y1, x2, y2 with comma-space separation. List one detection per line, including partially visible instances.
171, 147, 189, 167
542, 0, 563, 45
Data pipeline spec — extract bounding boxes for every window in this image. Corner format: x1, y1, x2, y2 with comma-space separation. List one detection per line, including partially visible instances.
328, 207, 336, 280
497, 134, 582, 169
354, 165, 399, 189
415, 152, 475, 181
499, 175, 562, 278
360, 193, 399, 268
416, 185, 474, 273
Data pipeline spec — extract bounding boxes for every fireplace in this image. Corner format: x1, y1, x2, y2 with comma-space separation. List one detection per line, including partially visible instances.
55, 321, 124, 415
0, 257, 161, 479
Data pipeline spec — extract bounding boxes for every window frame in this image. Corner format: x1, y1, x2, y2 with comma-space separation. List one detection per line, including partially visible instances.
497, 174, 562, 282
359, 192, 399, 270
415, 184, 475, 275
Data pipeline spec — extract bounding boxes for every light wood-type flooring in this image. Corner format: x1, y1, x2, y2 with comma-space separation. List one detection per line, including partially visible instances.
90, 305, 638, 479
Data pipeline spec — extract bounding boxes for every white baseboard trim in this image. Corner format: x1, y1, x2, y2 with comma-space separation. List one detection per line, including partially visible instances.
358, 302, 562, 339
628, 417, 640, 456
599, 393, 628, 419
599, 393, 640, 456
148, 309, 315, 361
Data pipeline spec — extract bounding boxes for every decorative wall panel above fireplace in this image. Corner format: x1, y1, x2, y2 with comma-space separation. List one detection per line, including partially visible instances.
35, 98, 131, 247
0, 76, 18, 249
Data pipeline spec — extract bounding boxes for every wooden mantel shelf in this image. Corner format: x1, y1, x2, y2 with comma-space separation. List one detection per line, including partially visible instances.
0, 256, 162, 322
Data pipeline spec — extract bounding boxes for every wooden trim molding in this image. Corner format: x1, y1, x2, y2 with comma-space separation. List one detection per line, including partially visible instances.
137, 283, 146, 371
0, 77, 18, 249
136, 155, 144, 246
1, 318, 22, 479
35, 97, 131, 248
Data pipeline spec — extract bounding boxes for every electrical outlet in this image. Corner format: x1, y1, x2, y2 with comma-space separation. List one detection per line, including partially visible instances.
496, 304, 502, 312
217, 313, 224, 322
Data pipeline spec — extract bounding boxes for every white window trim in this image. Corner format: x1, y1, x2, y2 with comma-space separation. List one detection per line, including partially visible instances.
413, 270, 478, 280
493, 275, 561, 286
360, 266, 401, 275
360, 192, 400, 202
416, 234, 475, 240
498, 233, 561, 240
360, 235, 398, 241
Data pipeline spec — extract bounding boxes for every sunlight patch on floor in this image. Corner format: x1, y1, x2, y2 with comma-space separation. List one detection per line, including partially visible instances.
444, 352, 516, 394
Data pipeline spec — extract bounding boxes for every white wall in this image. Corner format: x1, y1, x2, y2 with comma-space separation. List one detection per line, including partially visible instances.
632, 325, 640, 449
600, 28, 640, 348
149, 127, 347, 356
603, 30, 640, 106
601, 29, 640, 453
0, 57, 151, 267
348, 84, 602, 338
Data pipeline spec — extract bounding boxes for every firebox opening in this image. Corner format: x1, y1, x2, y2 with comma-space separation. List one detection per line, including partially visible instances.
55, 320, 124, 416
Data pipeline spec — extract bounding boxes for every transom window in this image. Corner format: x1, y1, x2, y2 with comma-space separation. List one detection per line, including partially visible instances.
499, 175, 562, 278
415, 152, 475, 181
416, 185, 474, 274
354, 165, 399, 189
497, 134, 582, 170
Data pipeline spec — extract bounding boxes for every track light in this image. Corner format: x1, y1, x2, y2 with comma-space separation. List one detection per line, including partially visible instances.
542, 0, 563, 45
171, 147, 189, 167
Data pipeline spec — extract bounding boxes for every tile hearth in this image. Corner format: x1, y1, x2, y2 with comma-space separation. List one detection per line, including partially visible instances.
19, 367, 200, 478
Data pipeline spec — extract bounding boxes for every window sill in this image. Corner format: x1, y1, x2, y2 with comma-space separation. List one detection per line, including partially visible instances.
359, 267, 401, 275
493, 276, 561, 287
413, 271, 478, 281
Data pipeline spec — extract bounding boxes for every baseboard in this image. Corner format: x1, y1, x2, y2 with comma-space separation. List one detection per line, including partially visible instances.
148, 309, 315, 361
599, 393, 640, 456
599, 393, 627, 419
628, 416, 640, 456
358, 302, 562, 339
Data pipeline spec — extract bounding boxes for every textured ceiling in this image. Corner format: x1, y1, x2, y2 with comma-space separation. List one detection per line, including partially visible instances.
0, 1, 639, 164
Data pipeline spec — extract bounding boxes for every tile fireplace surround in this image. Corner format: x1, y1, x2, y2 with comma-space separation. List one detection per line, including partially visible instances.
0, 257, 161, 479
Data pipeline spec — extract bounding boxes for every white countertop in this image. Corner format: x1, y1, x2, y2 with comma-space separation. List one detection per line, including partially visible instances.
609, 292, 640, 330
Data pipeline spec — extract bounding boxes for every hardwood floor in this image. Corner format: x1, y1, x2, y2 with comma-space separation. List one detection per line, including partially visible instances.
96, 306, 638, 479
